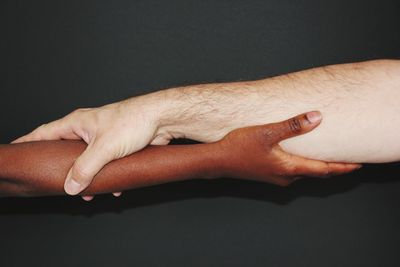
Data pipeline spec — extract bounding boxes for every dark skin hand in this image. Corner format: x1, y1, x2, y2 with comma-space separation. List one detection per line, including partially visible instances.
0, 111, 360, 197
219, 112, 361, 185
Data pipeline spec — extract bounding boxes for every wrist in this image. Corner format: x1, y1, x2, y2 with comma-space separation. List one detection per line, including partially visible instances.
195, 142, 227, 180
120, 90, 176, 137
151, 81, 265, 142
152, 88, 187, 139
150, 87, 197, 140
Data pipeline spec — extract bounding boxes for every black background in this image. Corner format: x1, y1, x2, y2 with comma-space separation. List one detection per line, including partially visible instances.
1, 1, 400, 266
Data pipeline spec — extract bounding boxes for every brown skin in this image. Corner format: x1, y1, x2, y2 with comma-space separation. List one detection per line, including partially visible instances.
0, 112, 360, 197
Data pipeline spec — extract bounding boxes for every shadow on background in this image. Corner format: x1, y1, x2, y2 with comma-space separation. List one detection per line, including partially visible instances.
1, 162, 399, 216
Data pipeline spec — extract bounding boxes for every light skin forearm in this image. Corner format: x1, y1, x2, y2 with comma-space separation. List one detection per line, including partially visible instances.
155, 59, 400, 163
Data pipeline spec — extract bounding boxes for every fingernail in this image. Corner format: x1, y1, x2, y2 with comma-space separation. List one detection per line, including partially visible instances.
65, 178, 83, 195
305, 111, 322, 124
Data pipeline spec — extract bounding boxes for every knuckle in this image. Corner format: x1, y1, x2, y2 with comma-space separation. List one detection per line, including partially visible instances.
38, 123, 47, 129
288, 117, 302, 134
285, 163, 298, 175
97, 139, 115, 154
76, 108, 87, 113
94, 139, 116, 160
70, 108, 88, 117
260, 128, 278, 142
72, 163, 92, 182
71, 108, 82, 115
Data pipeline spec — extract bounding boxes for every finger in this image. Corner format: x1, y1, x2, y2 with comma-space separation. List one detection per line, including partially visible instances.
11, 119, 80, 143
288, 154, 362, 178
82, 195, 94, 201
64, 139, 115, 195
261, 111, 322, 144
83, 193, 121, 200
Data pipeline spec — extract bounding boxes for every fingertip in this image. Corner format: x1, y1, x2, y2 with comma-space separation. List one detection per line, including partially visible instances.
346, 163, 362, 171
82, 195, 94, 201
273, 111, 324, 142
351, 163, 362, 169
64, 144, 112, 197
305, 111, 322, 125
64, 173, 85, 195
288, 111, 322, 137
328, 163, 362, 176
113, 192, 122, 197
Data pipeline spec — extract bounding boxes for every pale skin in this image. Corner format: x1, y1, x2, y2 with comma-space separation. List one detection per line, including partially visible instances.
12, 59, 400, 199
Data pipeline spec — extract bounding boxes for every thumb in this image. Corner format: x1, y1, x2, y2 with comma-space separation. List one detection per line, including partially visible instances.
64, 140, 114, 195
265, 111, 323, 144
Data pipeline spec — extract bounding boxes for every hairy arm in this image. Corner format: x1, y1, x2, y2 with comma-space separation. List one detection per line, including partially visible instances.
156, 59, 400, 163
12, 59, 398, 195
0, 113, 359, 197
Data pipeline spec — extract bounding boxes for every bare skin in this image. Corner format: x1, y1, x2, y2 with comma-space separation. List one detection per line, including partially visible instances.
0, 112, 359, 197
12, 59, 400, 197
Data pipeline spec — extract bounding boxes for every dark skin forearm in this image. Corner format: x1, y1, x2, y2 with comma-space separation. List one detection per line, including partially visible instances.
0, 112, 359, 198
0, 140, 222, 197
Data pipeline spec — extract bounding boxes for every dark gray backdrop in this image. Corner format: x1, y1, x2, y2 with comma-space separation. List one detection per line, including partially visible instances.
1, 1, 400, 266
